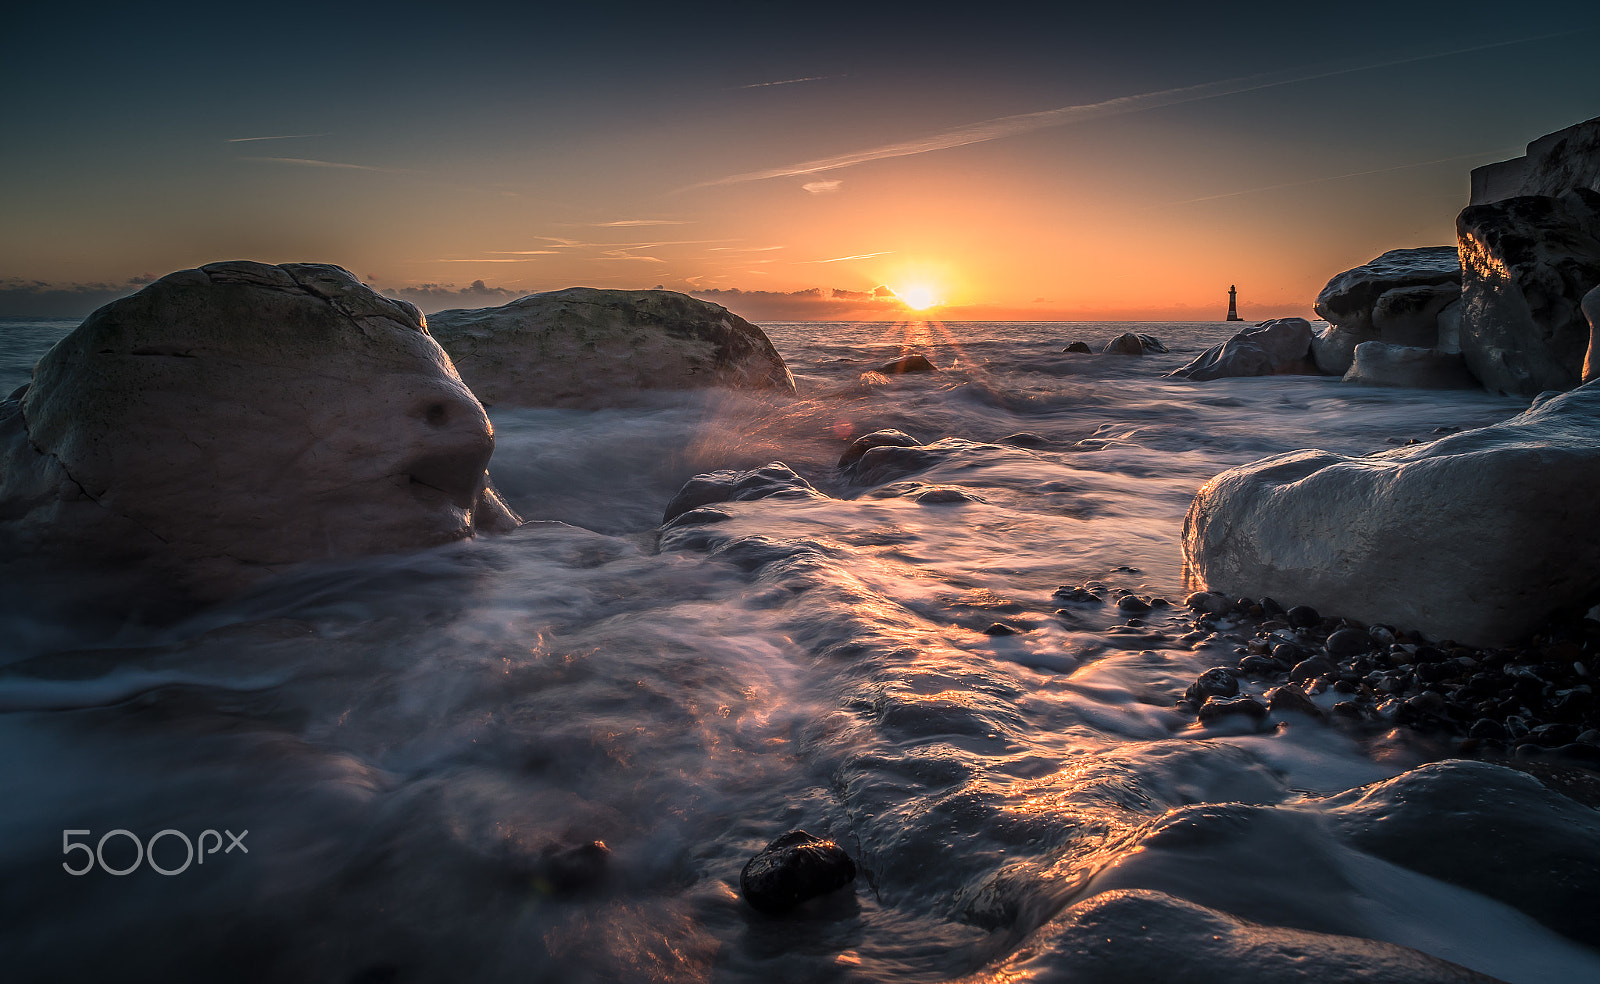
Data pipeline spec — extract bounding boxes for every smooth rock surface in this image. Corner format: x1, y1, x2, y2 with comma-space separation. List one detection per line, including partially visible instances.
1314, 247, 1461, 336
0, 261, 516, 606
1457, 190, 1600, 395
1369, 283, 1459, 347
874, 353, 937, 374
1184, 381, 1600, 646
1470, 116, 1600, 204
661, 462, 827, 525
1101, 332, 1146, 356
428, 287, 795, 406
739, 830, 856, 913
1342, 342, 1479, 389
976, 889, 1504, 984
1166, 319, 1317, 381
1311, 324, 1363, 376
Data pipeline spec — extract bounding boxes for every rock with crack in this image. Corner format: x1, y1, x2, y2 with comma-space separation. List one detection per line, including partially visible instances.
0, 260, 518, 610
427, 287, 796, 406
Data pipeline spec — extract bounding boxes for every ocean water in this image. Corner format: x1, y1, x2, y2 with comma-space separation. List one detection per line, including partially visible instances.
0, 316, 1591, 983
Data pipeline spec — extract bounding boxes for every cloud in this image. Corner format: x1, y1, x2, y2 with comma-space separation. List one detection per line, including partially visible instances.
225, 133, 329, 143
592, 219, 692, 227
690, 32, 1574, 189
240, 157, 413, 173
0, 276, 156, 317
689, 285, 910, 321
809, 251, 893, 263
733, 74, 847, 89
382, 280, 521, 314
802, 180, 842, 194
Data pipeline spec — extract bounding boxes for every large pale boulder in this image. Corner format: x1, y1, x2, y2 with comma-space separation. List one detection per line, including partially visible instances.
1313, 247, 1461, 337
1183, 381, 1600, 646
1457, 190, 1600, 395
1341, 342, 1477, 389
1166, 319, 1317, 381
0, 261, 517, 606
427, 288, 796, 407
1470, 116, 1600, 204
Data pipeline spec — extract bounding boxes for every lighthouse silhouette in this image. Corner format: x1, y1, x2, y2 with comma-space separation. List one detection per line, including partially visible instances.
1226, 285, 1242, 322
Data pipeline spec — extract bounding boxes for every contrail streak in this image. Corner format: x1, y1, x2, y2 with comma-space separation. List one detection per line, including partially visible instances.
688, 32, 1575, 189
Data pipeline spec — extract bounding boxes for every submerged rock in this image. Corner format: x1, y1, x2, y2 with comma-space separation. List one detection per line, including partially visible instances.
1457, 190, 1600, 395
837, 428, 922, 469
873, 353, 937, 374
661, 462, 827, 524
1184, 381, 1600, 646
739, 830, 856, 913
0, 261, 517, 607
427, 287, 796, 406
1166, 318, 1317, 381
982, 889, 1505, 984
1342, 342, 1478, 389
1101, 332, 1147, 356
1062, 341, 1093, 354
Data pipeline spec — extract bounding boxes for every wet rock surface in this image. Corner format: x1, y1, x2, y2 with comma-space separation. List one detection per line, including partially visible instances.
739, 830, 857, 913
1166, 318, 1318, 381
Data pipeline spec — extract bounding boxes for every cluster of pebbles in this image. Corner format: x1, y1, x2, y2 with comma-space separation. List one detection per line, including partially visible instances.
1172, 590, 1600, 765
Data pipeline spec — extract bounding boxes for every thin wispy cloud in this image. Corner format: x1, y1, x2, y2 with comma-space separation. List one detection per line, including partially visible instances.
486, 250, 562, 255
709, 246, 785, 252
689, 32, 1574, 189
593, 219, 693, 227
598, 255, 668, 263
433, 258, 549, 263
241, 156, 413, 173
734, 74, 847, 89
810, 251, 893, 263
1165, 149, 1517, 205
803, 180, 843, 194
226, 133, 330, 143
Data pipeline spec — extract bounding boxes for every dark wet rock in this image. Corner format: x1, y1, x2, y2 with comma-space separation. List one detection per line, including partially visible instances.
428, 287, 796, 406
1198, 695, 1268, 724
0, 261, 518, 608
1289, 656, 1335, 683
1328, 760, 1600, 947
1332, 700, 1365, 719
1116, 595, 1151, 614
873, 353, 937, 374
983, 889, 1506, 984
1062, 341, 1093, 354
1469, 718, 1508, 741
1101, 332, 1147, 356
1185, 667, 1239, 705
1286, 605, 1320, 628
1184, 381, 1600, 646
1054, 586, 1104, 605
1343, 343, 1478, 389
837, 428, 922, 469
1166, 318, 1318, 381
1185, 591, 1230, 616
1314, 247, 1462, 338
1238, 655, 1283, 676
527, 840, 610, 894
739, 830, 856, 913
1269, 643, 1298, 664
1136, 333, 1168, 354
1457, 189, 1600, 395
915, 486, 983, 505
1000, 432, 1053, 449
662, 462, 828, 524
1266, 684, 1324, 719
1325, 629, 1373, 658
983, 622, 1019, 636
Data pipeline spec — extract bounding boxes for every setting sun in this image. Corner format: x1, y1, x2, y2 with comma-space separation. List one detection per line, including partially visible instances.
899, 285, 941, 310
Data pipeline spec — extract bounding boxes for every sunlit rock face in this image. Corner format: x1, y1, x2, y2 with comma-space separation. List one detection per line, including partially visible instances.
1184, 381, 1600, 646
1342, 342, 1477, 389
1470, 115, 1600, 204
427, 288, 796, 407
1457, 189, 1600, 396
1166, 318, 1317, 381
1312, 247, 1461, 375
0, 261, 516, 606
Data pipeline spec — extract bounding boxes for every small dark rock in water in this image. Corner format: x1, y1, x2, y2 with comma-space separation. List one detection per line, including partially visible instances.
1063, 341, 1093, 354
1116, 595, 1152, 614
1259, 597, 1286, 617
1238, 655, 1281, 676
536, 841, 612, 893
1289, 655, 1335, 683
1186, 667, 1239, 705
1286, 605, 1320, 628
838, 428, 921, 469
1185, 591, 1229, 616
916, 487, 982, 505
983, 622, 1019, 636
1198, 694, 1268, 724
740, 830, 856, 913
1000, 432, 1053, 449
1270, 643, 1298, 663
1469, 718, 1509, 741
1136, 333, 1168, 354
1529, 722, 1581, 746
1266, 684, 1324, 719
1332, 700, 1364, 719
1403, 691, 1449, 720
1054, 586, 1104, 605
874, 353, 937, 374
1326, 628, 1373, 658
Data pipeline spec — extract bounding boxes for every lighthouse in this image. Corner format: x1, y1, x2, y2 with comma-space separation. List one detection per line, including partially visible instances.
1226, 285, 1242, 321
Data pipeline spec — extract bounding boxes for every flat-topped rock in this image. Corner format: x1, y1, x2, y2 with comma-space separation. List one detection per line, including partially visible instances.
1471, 116, 1600, 204
1184, 381, 1600, 646
1457, 190, 1600, 395
0, 261, 517, 607
427, 288, 795, 406
1314, 247, 1461, 337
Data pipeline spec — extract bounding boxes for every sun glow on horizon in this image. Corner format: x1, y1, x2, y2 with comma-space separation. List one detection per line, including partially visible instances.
898, 284, 941, 310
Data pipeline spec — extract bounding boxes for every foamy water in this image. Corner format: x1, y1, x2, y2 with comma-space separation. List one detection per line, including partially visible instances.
2, 317, 1589, 983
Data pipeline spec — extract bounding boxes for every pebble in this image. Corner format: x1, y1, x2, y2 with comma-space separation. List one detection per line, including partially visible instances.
1289, 656, 1334, 683
1266, 684, 1323, 719
983, 622, 1018, 636
1286, 605, 1320, 628
740, 831, 857, 913
1116, 595, 1152, 614
1185, 667, 1239, 705
1326, 628, 1373, 658
1198, 694, 1267, 724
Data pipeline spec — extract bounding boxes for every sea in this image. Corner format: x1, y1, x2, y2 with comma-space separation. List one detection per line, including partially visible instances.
0, 315, 1593, 983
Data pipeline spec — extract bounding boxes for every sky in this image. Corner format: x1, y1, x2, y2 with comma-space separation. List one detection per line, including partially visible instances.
3, 1, 1597, 322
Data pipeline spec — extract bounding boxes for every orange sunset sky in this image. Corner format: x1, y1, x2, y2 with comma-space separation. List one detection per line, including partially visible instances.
3, 3, 1597, 322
